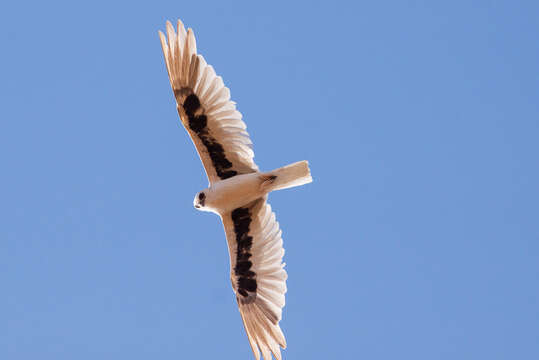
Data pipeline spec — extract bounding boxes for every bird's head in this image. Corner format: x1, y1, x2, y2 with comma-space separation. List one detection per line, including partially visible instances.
193, 190, 207, 211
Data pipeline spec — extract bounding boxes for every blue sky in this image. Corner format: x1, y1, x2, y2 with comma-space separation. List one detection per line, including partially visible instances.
1, 1, 538, 359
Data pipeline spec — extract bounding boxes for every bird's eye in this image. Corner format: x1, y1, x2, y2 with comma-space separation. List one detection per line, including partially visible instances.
198, 192, 205, 200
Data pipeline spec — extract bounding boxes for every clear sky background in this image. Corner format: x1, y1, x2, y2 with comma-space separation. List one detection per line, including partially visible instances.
1, 1, 538, 359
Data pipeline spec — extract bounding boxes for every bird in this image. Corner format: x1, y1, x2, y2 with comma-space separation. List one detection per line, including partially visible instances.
158, 19, 312, 360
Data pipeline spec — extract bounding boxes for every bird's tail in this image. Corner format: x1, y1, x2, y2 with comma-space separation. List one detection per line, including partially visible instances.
261, 160, 312, 192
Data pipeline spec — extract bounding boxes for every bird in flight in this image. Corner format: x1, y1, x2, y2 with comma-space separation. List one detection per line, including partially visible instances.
158, 20, 312, 360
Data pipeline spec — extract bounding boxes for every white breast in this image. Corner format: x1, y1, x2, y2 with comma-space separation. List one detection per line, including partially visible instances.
205, 172, 263, 213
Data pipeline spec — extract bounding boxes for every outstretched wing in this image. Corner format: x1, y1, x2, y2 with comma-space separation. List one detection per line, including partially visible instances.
221, 197, 288, 360
159, 20, 258, 184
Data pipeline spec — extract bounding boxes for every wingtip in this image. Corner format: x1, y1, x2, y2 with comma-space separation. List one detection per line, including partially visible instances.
177, 19, 187, 39
165, 20, 174, 33
158, 30, 166, 42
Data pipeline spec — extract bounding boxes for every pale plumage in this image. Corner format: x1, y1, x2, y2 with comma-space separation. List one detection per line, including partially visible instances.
159, 20, 312, 360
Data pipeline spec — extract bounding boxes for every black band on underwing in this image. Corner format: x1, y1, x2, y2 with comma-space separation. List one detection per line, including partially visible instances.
231, 207, 257, 298
181, 92, 238, 180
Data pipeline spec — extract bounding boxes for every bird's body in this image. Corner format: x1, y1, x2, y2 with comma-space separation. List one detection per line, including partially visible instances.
196, 162, 311, 214
159, 19, 312, 360
197, 172, 266, 214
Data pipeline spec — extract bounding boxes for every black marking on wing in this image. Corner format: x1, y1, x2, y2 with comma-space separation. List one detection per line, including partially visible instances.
231, 207, 257, 299
178, 91, 238, 180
